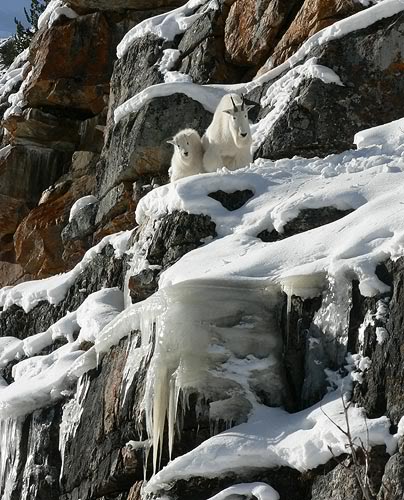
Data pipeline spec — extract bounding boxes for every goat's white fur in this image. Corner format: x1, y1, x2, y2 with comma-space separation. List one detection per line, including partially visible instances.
202, 93, 254, 172
168, 128, 204, 182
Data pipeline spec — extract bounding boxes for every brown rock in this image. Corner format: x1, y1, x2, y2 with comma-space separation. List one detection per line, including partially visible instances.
25, 13, 116, 115
14, 190, 75, 277
13, 151, 97, 278
0, 195, 29, 262
0, 144, 70, 204
0, 144, 70, 265
266, 0, 363, 69
3, 108, 80, 151
0, 262, 28, 287
225, 0, 302, 67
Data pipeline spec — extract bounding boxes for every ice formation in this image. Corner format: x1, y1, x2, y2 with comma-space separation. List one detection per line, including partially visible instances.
207, 482, 280, 500
2, 2, 404, 497
144, 381, 396, 496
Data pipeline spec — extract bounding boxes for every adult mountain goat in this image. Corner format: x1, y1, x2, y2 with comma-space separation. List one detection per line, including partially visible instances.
202, 93, 254, 172
167, 128, 204, 182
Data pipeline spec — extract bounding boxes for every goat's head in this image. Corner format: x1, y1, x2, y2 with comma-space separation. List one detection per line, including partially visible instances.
222, 94, 254, 148
167, 132, 194, 163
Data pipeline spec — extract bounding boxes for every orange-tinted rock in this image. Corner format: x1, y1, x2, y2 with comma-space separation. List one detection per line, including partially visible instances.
0, 195, 29, 261
14, 151, 97, 278
25, 13, 115, 115
0, 144, 70, 265
14, 190, 75, 277
268, 0, 363, 69
225, 0, 302, 67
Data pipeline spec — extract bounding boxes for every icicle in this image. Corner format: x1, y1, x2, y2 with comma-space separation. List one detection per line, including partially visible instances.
0, 417, 23, 500
59, 375, 91, 483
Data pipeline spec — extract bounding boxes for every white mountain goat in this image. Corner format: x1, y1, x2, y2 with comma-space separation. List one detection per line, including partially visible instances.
202, 93, 254, 172
167, 128, 204, 182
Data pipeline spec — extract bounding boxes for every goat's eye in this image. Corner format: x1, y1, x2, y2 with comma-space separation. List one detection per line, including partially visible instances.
233, 116, 236, 120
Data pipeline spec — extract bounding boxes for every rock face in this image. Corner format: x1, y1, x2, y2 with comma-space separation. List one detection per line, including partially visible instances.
269, 0, 362, 68
353, 258, 404, 426
2, 1, 404, 500
224, 0, 303, 68
256, 11, 404, 159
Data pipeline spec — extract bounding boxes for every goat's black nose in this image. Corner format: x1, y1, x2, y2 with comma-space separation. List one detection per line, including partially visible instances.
184, 152, 189, 156
241, 133, 247, 138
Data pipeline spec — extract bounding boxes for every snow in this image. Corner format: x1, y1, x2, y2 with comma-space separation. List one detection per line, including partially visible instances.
0, 288, 124, 419
114, 0, 404, 124
117, 0, 219, 59
0, 230, 132, 313
136, 118, 404, 299
0, 49, 30, 121
376, 326, 388, 344
144, 382, 396, 495
68, 195, 97, 222
37, 0, 77, 31
207, 483, 279, 500
398, 416, 404, 436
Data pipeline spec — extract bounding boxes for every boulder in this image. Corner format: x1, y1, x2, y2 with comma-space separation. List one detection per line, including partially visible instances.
3, 108, 80, 151
224, 0, 303, 68
178, 2, 242, 84
378, 453, 404, 500
25, 13, 116, 116
311, 447, 389, 500
96, 94, 212, 224
13, 151, 97, 278
269, 0, 363, 68
353, 257, 404, 425
256, 11, 404, 159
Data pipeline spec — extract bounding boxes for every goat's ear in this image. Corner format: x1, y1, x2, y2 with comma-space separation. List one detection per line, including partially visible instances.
167, 139, 176, 146
246, 104, 255, 112
222, 108, 235, 116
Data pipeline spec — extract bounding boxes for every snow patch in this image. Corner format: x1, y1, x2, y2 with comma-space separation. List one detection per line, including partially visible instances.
145, 383, 396, 496
38, 0, 77, 30
0, 231, 132, 313
69, 195, 97, 222
117, 0, 218, 59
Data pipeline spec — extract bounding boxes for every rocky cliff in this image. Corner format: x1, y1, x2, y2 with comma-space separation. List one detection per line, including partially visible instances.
1, 0, 404, 499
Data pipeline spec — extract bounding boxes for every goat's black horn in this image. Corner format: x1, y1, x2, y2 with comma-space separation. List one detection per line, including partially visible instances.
241, 93, 246, 110
230, 95, 238, 112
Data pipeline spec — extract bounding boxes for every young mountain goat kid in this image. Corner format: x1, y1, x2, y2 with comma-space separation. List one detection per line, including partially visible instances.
167, 128, 204, 182
202, 93, 254, 172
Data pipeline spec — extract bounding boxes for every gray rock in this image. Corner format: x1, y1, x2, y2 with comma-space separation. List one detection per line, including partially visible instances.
257, 207, 354, 242
353, 257, 404, 425
0, 145, 71, 205
97, 93, 212, 202
311, 446, 389, 500
256, 12, 404, 160
178, 4, 242, 84
147, 210, 216, 268
378, 453, 404, 500
61, 202, 98, 242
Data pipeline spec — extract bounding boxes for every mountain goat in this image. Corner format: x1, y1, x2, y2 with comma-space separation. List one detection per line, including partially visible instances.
167, 128, 204, 182
202, 93, 254, 172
